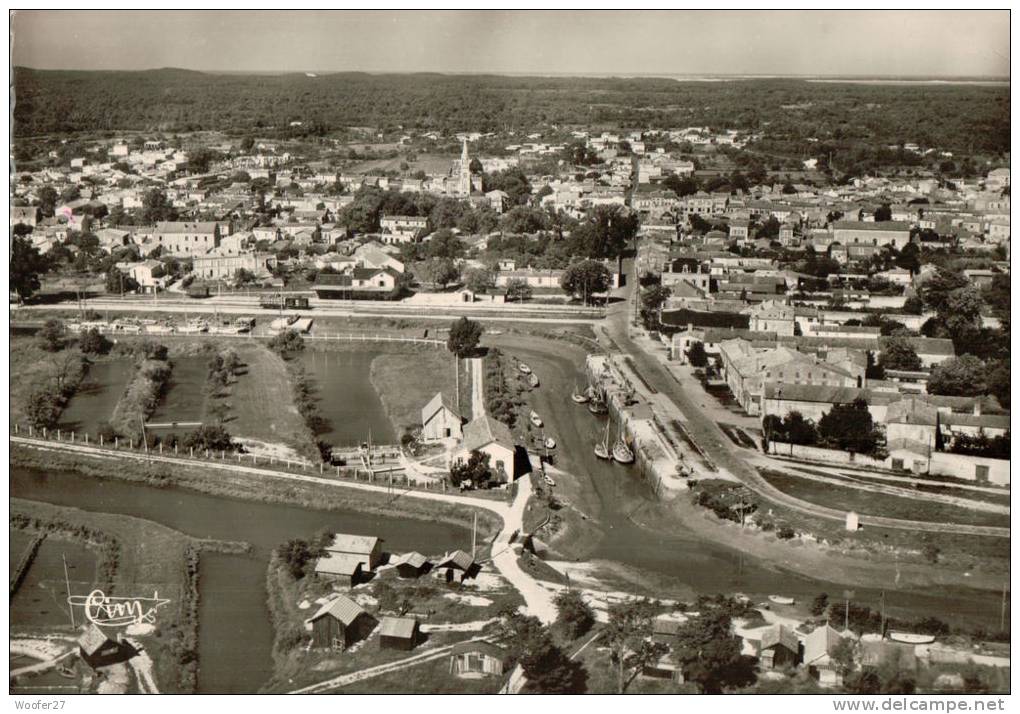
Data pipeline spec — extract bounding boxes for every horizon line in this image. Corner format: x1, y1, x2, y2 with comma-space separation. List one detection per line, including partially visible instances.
13, 65, 1011, 81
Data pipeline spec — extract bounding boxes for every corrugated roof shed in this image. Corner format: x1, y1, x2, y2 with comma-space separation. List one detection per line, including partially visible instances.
308, 595, 365, 626
379, 616, 418, 639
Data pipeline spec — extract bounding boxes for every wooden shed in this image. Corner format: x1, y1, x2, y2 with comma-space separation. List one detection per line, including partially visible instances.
307, 595, 377, 650
394, 551, 430, 579
379, 616, 420, 651
325, 533, 382, 571
314, 552, 364, 588
435, 550, 476, 584
78, 624, 124, 670
758, 624, 800, 670
449, 640, 509, 678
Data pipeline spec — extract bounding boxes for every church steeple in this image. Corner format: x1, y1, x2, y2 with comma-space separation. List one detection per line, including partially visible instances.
458, 138, 472, 196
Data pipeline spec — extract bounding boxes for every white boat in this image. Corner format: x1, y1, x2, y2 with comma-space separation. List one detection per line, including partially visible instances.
145, 323, 173, 334
177, 319, 208, 334
571, 383, 589, 404
543, 474, 555, 487
544, 437, 556, 450
768, 595, 795, 606
888, 632, 936, 645
594, 422, 610, 459
528, 373, 539, 388
612, 421, 634, 464
529, 411, 543, 428
518, 362, 532, 375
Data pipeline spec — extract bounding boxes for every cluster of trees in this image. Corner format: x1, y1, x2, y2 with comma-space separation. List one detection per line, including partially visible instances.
764, 399, 881, 455
449, 450, 496, 489
14, 70, 1007, 162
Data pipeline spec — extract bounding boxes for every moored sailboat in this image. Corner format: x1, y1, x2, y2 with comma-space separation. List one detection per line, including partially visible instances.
594, 422, 610, 459
612, 421, 634, 464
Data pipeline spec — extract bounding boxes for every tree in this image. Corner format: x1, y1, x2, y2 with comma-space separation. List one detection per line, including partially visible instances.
25, 387, 61, 430
419, 257, 460, 288
687, 341, 708, 367
38, 319, 65, 352
140, 340, 169, 361
878, 337, 922, 371
240, 136, 255, 151
818, 398, 880, 454
504, 277, 532, 303
554, 589, 596, 640
604, 599, 667, 694
641, 285, 672, 313
569, 205, 639, 265
498, 610, 587, 693
10, 236, 48, 299
78, 328, 112, 355
268, 329, 305, 356
986, 360, 1010, 409
811, 593, 830, 616
784, 411, 819, 445
449, 449, 493, 488
830, 637, 857, 681
561, 260, 611, 305
672, 611, 755, 693
183, 425, 235, 452
105, 267, 138, 295
446, 317, 483, 360
278, 538, 315, 579
873, 204, 892, 222
425, 229, 464, 259
927, 355, 987, 397
463, 267, 496, 294
141, 188, 178, 223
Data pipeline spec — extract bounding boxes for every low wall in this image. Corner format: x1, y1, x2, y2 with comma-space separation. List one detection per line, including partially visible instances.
769, 441, 1010, 486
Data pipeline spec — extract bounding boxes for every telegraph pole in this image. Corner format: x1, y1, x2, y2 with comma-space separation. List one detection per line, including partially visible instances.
63, 553, 76, 629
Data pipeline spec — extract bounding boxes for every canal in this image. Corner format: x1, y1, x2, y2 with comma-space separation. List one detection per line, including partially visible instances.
10, 466, 470, 693
299, 348, 395, 447
494, 336, 1008, 632
59, 359, 134, 435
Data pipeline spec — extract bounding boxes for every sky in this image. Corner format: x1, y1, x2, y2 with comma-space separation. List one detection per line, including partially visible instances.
10, 10, 1011, 78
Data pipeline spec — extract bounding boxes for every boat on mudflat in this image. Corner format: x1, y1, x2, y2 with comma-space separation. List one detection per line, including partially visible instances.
529, 411, 543, 428
528, 373, 540, 388
768, 595, 795, 606
612, 441, 634, 464
518, 362, 532, 375
888, 632, 936, 645
544, 437, 556, 450
571, 383, 588, 403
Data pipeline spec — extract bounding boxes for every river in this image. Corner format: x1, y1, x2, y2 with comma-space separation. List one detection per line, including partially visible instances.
299, 348, 395, 447
492, 336, 1007, 631
9, 466, 470, 693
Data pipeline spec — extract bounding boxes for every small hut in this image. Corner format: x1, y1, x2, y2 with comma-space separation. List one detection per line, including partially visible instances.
394, 551, 430, 579
379, 616, 420, 651
758, 624, 800, 670
435, 550, 476, 584
307, 595, 377, 650
315, 552, 365, 588
78, 624, 123, 669
449, 640, 509, 678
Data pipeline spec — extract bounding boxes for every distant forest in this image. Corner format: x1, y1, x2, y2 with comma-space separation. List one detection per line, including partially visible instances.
11, 68, 1010, 156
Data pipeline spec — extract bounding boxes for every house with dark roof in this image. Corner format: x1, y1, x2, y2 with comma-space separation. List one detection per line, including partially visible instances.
394, 551, 430, 579
421, 392, 463, 441
758, 624, 799, 670
435, 550, 477, 583
78, 624, 126, 669
312, 268, 403, 300
307, 595, 377, 650
379, 616, 420, 651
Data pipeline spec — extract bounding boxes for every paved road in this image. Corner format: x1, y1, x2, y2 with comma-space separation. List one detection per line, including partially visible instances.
597, 261, 1010, 539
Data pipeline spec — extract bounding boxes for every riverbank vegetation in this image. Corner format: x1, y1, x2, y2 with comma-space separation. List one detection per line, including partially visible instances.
10, 497, 248, 693
109, 341, 172, 443
11, 443, 503, 538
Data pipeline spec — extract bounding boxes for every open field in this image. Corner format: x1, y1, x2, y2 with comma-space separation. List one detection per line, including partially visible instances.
759, 469, 1010, 529
787, 465, 1013, 507
227, 344, 315, 457
9, 335, 87, 425
368, 346, 467, 436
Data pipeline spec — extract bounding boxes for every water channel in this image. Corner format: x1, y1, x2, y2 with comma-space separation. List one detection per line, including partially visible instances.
298, 349, 395, 447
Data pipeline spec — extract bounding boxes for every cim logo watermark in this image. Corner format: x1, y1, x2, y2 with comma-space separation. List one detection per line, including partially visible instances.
67, 589, 171, 627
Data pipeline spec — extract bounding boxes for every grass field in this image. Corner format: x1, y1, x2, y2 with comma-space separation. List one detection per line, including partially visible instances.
369, 347, 468, 437
788, 466, 1013, 507
226, 344, 315, 457
759, 469, 1010, 529
9, 335, 87, 425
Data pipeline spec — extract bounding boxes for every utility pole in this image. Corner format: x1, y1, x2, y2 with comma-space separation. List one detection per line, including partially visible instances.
1002, 582, 1009, 632
63, 553, 75, 629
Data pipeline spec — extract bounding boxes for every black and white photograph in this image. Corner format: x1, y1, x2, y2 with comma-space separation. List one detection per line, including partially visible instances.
6, 8, 1012, 702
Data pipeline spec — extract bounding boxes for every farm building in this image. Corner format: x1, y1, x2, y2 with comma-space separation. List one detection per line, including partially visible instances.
325, 533, 382, 571
758, 624, 800, 670
78, 624, 125, 669
449, 640, 509, 678
394, 551, 430, 579
421, 392, 463, 441
802, 625, 853, 687
379, 616, 420, 651
314, 552, 365, 588
307, 595, 377, 650
435, 550, 476, 584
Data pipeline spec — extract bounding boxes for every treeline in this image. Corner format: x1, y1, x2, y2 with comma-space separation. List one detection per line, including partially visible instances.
12, 68, 1009, 156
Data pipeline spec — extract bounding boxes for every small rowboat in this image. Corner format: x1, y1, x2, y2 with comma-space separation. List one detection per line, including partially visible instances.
518, 363, 532, 375
528, 373, 539, 388
530, 411, 543, 428
612, 441, 634, 464
544, 437, 556, 450
888, 632, 936, 645
594, 443, 610, 459
571, 385, 588, 403
543, 474, 556, 487
768, 595, 795, 606
588, 400, 608, 416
